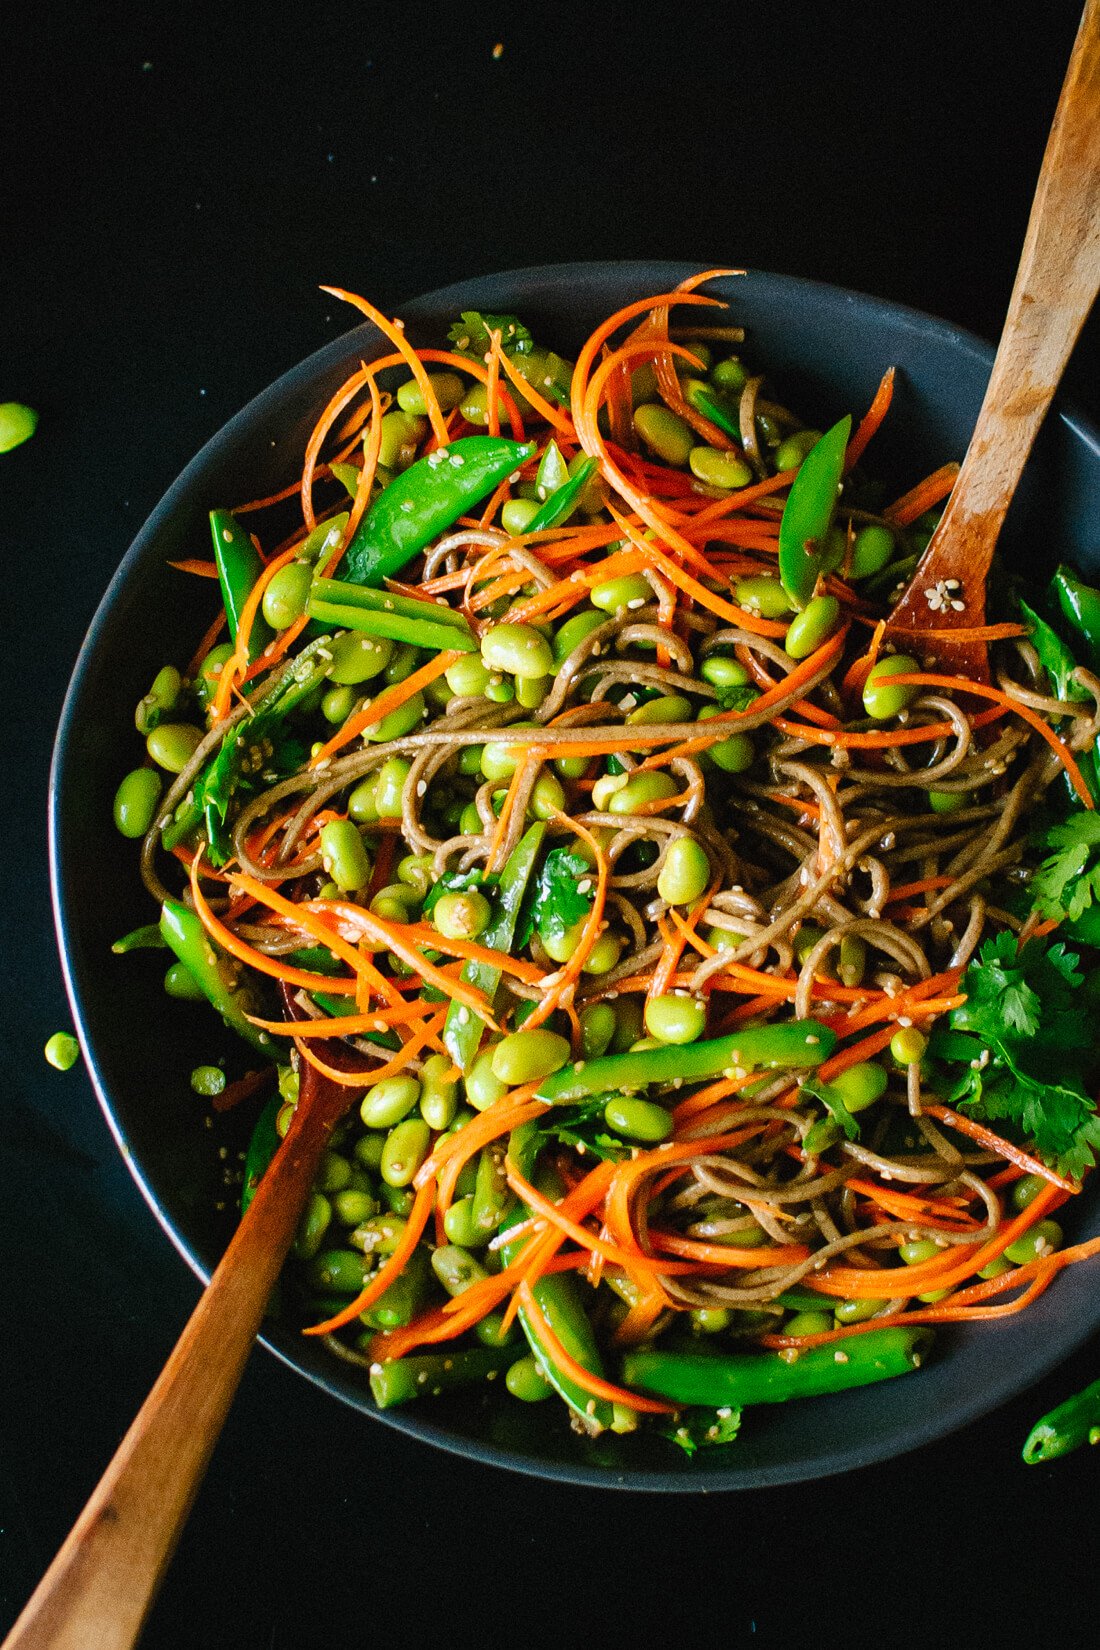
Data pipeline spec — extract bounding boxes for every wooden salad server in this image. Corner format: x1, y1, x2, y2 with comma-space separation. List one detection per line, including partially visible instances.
885, 0, 1100, 680
3, 999, 359, 1650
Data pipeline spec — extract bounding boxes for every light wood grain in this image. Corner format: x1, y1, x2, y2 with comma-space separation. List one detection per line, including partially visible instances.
887, 0, 1100, 678
2, 1056, 350, 1650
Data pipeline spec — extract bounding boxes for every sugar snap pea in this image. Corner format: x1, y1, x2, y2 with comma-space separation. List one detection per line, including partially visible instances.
621, 1328, 934, 1407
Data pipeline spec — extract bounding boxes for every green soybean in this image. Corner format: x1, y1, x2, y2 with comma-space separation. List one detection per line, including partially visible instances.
262, 560, 313, 630
113, 767, 163, 838
491, 1028, 571, 1085
644, 993, 707, 1045
381, 1118, 431, 1187
848, 523, 896, 580
1005, 1221, 1063, 1264
480, 623, 554, 679
465, 1049, 509, 1112
319, 819, 371, 891
515, 674, 550, 710
506, 1355, 555, 1402
364, 690, 426, 742
501, 497, 541, 535
553, 607, 607, 661
374, 756, 411, 819
321, 684, 358, 724
396, 371, 465, 416
591, 574, 653, 614
360, 1074, 421, 1130
163, 961, 205, 1000
433, 889, 492, 940
774, 429, 823, 471
862, 654, 920, 720
583, 930, 623, 975
134, 664, 183, 734
700, 654, 750, 689
431, 1244, 490, 1297
604, 1095, 674, 1143
657, 836, 710, 905
579, 1001, 617, 1058
419, 1054, 459, 1130
293, 1192, 332, 1260
734, 575, 794, 619
442, 1195, 482, 1249
688, 445, 753, 490
444, 654, 491, 697
626, 693, 692, 726
146, 723, 204, 774
607, 770, 679, 814
347, 775, 379, 823
697, 706, 754, 772
377, 409, 427, 470
633, 404, 693, 466
327, 630, 394, 684
785, 595, 840, 659
44, 1032, 80, 1071
890, 1027, 927, 1066
528, 772, 565, 818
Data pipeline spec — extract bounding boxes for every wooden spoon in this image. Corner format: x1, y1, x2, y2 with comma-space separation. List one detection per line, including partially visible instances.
3, 1001, 360, 1650
885, 0, 1100, 680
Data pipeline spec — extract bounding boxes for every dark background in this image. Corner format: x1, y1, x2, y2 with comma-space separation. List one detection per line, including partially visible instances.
4, 2, 1100, 1645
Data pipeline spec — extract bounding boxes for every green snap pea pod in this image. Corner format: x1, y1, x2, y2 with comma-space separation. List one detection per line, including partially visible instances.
1020, 598, 1100, 806
621, 1327, 934, 1407
524, 457, 598, 533
209, 509, 275, 660
241, 1093, 283, 1213
341, 435, 534, 586
1051, 564, 1100, 671
111, 923, 168, 954
500, 1122, 614, 1433
159, 898, 274, 1058
1022, 1375, 1100, 1463
470, 1141, 514, 1238
310, 575, 472, 632
443, 822, 545, 1070
537, 1019, 836, 1103
369, 1342, 517, 1408
777, 415, 852, 608
307, 597, 478, 654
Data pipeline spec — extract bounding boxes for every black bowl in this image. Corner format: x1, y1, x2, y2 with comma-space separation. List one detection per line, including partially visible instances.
49, 261, 1100, 1490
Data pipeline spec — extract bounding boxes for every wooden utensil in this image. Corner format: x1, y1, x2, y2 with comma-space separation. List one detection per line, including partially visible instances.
885, 0, 1100, 680
3, 1006, 359, 1650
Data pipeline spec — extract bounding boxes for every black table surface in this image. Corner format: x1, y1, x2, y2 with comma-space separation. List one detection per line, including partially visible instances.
5, 4, 1100, 1645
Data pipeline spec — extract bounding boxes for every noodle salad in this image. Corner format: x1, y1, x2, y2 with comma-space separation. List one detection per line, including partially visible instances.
111, 274, 1100, 1453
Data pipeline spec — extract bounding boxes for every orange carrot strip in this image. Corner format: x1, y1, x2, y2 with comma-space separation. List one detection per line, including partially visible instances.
320, 287, 450, 445
309, 650, 461, 765
169, 558, 220, 579
646, 1230, 811, 1268
516, 1281, 676, 1416
294, 1012, 443, 1087
884, 463, 959, 527
922, 1104, 1082, 1194
188, 860, 359, 994
303, 1176, 438, 1334
519, 811, 609, 1030
845, 367, 895, 470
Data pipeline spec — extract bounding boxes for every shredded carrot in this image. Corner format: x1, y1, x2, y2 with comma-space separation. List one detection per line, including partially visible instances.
884, 462, 959, 527
321, 287, 451, 446
516, 1281, 676, 1416
309, 650, 460, 765
845, 367, 895, 470
303, 1175, 438, 1335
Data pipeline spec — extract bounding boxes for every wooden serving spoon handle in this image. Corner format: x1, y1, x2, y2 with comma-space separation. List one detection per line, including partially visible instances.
2, 1054, 350, 1650
886, 0, 1100, 679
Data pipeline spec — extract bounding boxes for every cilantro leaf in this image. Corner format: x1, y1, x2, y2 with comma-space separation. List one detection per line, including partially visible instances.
447, 311, 533, 359
930, 932, 1100, 1177
658, 1406, 742, 1458
715, 683, 761, 714
1032, 812, 1100, 923
517, 848, 595, 948
800, 1074, 861, 1140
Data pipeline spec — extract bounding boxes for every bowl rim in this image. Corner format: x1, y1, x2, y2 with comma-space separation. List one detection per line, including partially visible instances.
48, 259, 1100, 1491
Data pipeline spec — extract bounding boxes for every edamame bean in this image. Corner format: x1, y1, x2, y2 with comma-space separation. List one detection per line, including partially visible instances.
688, 446, 753, 489
370, 883, 418, 923
0, 401, 37, 451
591, 574, 653, 614
327, 630, 394, 684
360, 1074, 421, 1130
381, 1118, 431, 1187
113, 767, 163, 838
480, 725, 538, 781
348, 775, 379, 823
293, 1192, 332, 1259
774, 429, 823, 471
321, 684, 358, 724
501, 497, 541, 535
784, 1310, 833, 1336
491, 1028, 571, 1085
929, 789, 968, 814
824, 1061, 888, 1112
591, 771, 629, 810
734, 575, 795, 618
352, 1211, 407, 1258
604, 1095, 674, 1143
633, 404, 693, 466
419, 1054, 459, 1130
377, 409, 427, 470
485, 678, 514, 703
374, 756, 411, 819
579, 1001, 617, 1058
529, 772, 565, 819
610, 998, 645, 1052
644, 993, 707, 1045
515, 674, 550, 710
506, 1355, 554, 1402
354, 1133, 386, 1172
163, 961, 205, 1000
862, 654, 920, 720
626, 693, 692, 726
1011, 1173, 1048, 1212
146, 722, 203, 773
262, 560, 313, 630
890, 1027, 927, 1065
318, 1151, 352, 1194
697, 705, 755, 772
583, 930, 623, 974
900, 1239, 942, 1266
333, 1189, 377, 1226
319, 819, 371, 891
785, 595, 840, 659
1005, 1221, 1062, 1264
835, 1297, 884, 1324
700, 654, 750, 689
848, 523, 895, 579
44, 1032, 80, 1071
691, 1307, 733, 1334
396, 371, 465, 417
433, 888, 492, 940
134, 664, 183, 734
554, 607, 607, 659
444, 654, 491, 698
431, 1244, 490, 1296
711, 356, 747, 393
364, 690, 426, 742
607, 770, 679, 814
459, 802, 482, 835
306, 1249, 368, 1295
194, 642, 234, 708
480, 623, 554, 680
442, 1196, 483, 1248
466, 1049, 509, 1112
384, 643, 420, 685
657, 836, 710, 905
396, 854, 433, 897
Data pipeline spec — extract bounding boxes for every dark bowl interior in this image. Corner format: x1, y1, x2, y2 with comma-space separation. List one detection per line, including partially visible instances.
49, 261, 1100, 1490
